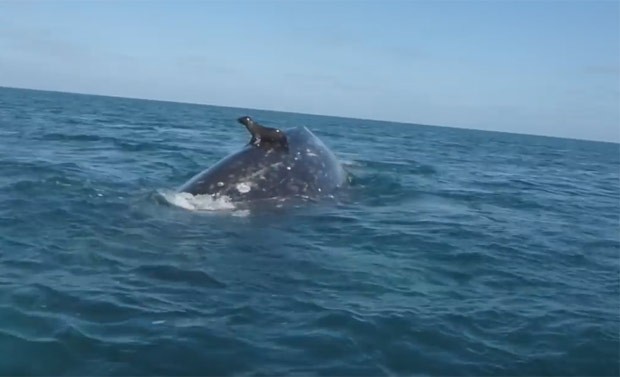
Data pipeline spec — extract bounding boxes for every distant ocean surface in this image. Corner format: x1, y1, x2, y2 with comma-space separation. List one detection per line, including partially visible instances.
0, 86, 618, 376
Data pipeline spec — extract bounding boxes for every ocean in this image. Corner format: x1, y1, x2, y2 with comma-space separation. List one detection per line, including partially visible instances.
0, 86, 618, 376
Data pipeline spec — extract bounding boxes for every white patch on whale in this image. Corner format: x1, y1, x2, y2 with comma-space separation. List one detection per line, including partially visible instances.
236, 182, 251, 193
244, 161, 284, 181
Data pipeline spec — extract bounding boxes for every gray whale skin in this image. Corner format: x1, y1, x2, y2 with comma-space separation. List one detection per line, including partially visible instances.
177, 116, 347, 202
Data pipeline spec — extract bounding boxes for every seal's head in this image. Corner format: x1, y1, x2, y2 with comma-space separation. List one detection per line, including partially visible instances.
237, 115, 288, 148
237, 116, 253, 127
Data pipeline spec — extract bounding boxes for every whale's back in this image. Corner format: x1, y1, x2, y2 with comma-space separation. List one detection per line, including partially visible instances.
177, 126, 346, 201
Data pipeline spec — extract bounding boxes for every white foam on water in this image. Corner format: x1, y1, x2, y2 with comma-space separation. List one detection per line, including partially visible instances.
341, 159, 360, 167
232, 209, 251, 217
160, 191, 236, 211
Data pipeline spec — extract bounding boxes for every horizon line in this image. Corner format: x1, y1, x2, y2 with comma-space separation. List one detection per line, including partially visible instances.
1, 84, 618, 145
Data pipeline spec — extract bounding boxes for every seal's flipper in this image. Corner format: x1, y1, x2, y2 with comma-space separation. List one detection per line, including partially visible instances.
237, 116, 288, 148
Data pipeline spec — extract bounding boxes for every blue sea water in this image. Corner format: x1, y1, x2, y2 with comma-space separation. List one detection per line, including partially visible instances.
0, 86, 618, 376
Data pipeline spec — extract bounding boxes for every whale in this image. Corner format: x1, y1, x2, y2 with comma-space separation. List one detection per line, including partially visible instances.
176, 116, 347, 203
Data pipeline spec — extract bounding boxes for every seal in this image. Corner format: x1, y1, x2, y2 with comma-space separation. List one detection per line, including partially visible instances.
176, 116, 347, 202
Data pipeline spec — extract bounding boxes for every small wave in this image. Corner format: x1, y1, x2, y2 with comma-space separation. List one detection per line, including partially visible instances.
40, 132, 105, 143
158, 190, 236, 212
341, 159, 361, 168
131, 264, 226, 288
352, 159, 437, 176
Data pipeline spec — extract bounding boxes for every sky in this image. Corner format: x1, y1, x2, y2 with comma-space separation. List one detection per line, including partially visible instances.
0, 1, 618, 142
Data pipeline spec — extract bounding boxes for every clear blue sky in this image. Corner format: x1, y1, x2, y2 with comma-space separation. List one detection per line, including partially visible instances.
0, 1, 618, 142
